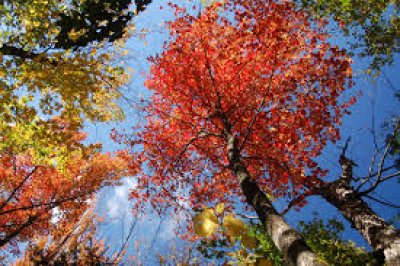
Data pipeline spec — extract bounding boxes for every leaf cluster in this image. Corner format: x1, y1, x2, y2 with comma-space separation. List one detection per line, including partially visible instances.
298, 0, 400, 71
0, 147, 129, 252
298, 218, 378, 265
14, 211, 123, 265
192, 204, 379, 266
192, 205, 275, 265
0, 0, 144, 163
128, 0, 354, 217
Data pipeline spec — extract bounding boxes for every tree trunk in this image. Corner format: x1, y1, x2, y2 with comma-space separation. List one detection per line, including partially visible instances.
317, 180, 400, 265
227, 135, 321, 266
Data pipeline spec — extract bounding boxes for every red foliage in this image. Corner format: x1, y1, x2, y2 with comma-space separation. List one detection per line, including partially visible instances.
124, 0, 354, 215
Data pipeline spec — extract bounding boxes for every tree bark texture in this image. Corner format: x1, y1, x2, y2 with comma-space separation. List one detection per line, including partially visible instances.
318, 180, 400, 265
227, 135, 322, 266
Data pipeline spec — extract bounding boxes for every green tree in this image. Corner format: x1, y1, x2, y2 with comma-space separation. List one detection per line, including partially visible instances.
298, 0, 400, 71
298, 218, 378, 266
0, 0, 151, 163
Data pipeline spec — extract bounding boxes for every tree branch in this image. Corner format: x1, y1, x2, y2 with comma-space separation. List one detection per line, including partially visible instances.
113, 216, 138, 263
0, 44, 40, 60
0, 166, 38, 211
280, 189, 316, 215
238, 68, 275, 152
1, 0, 152, 60
363, 194, 400, 209
0, 213, 42, 248
0, 187, 101, 216
358, 122, 400, 194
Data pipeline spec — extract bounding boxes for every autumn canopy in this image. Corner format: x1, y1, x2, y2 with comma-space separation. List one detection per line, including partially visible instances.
5, 0, 400, 264
122, 0, 354, 214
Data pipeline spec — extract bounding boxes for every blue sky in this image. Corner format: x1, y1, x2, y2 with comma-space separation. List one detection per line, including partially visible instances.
84, 1, 196, 262
82, 0, 400, 263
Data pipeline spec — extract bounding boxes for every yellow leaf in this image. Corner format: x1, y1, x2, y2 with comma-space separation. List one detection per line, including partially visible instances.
215, 203, 225, 214
68, 28, 87, 42
223, 213, 245, 238
228, 236, 236, 245
242, 233, 257, 249
202, 208, 218, 223
257, 258, 273, 266
245, 253, 257, 264
193, 209, 218, 237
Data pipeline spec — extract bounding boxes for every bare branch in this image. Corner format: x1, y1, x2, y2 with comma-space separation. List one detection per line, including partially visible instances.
364, 194, 400, 209
341, 136, 351, 156
280, 189, 316, 215
355, 165, 398, 182
359, 171, 400, 196
113, 217, 138, 263
358, 122, 400, 195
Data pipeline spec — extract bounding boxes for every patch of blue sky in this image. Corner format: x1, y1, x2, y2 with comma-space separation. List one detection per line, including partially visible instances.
273, 3, 400, 250
89, 1, 202, 264
281, 56, 400, 250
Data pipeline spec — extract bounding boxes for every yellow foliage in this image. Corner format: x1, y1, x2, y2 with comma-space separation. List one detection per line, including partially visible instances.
257, 258, 273, 266
193, 208, 219, 237
0, 49, 127, 165
223, 213, 245, 238
215, 203, 225, 214
242, 233, 258, 249
68, 28, 88, 42
0, 0, 134, 167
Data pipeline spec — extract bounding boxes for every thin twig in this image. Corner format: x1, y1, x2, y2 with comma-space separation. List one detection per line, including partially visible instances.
358, 122, 400, 194
364, 194, 400, 209
113, 217, 138, 263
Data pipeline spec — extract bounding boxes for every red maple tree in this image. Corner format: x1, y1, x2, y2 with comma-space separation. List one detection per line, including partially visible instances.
118, 0, 354, 263
126, 0, 353, 210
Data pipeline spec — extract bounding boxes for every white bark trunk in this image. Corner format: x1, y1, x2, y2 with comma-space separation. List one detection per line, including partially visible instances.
318, 180, 400, 265
227, 135, 321, 266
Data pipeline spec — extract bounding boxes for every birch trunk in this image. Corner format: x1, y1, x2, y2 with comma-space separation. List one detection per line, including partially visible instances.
317, 180, 400, 265
227, 135, 321, 266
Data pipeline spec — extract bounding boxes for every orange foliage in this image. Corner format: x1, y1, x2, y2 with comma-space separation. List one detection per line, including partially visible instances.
14, 210, 123, 265
0, 139, 129, 251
